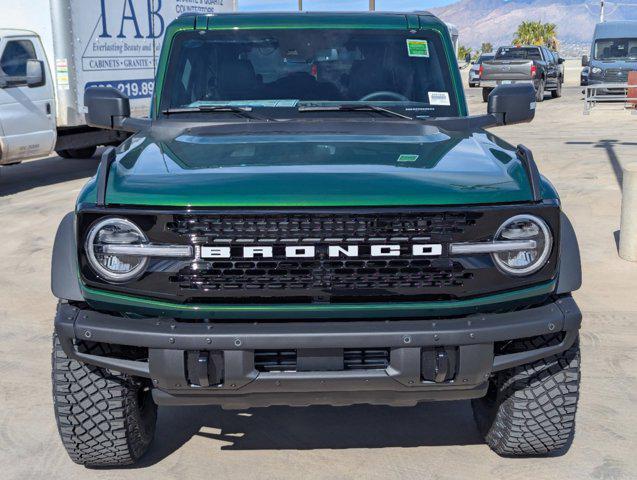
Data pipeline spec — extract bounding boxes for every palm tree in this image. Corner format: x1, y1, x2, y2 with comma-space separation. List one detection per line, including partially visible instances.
543, 23, 559, 50
481, 42, 493, 54
458, 45, 472, 61
513, 21, 559, 50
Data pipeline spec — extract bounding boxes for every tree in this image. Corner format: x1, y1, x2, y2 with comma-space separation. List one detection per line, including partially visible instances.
458, 45, 472, 61
513, 21, 559, 50
481, 42, 493, 54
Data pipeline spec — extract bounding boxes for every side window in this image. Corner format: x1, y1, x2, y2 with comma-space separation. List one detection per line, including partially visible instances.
545, 48, 553, 63
0, 39, 37, 77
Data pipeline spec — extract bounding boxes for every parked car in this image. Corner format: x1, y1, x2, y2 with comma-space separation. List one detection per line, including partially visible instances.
582, 21, 637, 94
0, 0, 235, 166
51, 11, 582, 467
480, 45, 565, 102
468, 53, 494, 87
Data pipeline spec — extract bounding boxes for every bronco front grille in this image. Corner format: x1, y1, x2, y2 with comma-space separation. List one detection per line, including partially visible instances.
166, 212, 477, 302
78, 206, 560, 305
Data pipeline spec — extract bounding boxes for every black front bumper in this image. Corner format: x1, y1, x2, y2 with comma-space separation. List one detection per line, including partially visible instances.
54, 296, 581, 409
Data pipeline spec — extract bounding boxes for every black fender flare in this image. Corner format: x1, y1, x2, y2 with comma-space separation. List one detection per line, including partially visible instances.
51, 212, 83, 302
556, 211, 582, 294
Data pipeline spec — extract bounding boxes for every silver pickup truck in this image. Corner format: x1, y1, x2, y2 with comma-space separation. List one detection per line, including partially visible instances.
480, 46, 564, 103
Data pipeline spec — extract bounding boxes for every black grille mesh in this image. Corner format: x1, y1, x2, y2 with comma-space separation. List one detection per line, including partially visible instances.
172, 258, 470, 292
166, 212, 474, 242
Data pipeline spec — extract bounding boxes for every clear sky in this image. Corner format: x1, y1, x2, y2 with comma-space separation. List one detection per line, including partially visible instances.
238, 1, 456, 11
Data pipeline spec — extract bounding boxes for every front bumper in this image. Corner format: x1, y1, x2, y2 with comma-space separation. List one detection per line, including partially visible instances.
586, 79, 627, 94
55, 296, 581, 409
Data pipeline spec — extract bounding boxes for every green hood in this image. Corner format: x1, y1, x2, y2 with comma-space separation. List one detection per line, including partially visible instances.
99, 121, 535, 207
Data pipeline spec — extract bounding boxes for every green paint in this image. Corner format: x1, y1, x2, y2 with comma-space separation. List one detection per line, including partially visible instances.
95, 132, 534, 207
81, 281, 556, 320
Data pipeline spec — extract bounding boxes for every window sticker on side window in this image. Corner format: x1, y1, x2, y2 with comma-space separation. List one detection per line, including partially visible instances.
428, 91, 450, 106
406, 39, 429, 58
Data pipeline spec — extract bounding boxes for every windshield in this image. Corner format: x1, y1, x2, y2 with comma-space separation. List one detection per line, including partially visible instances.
495, 47, 542, 61
594, 38, 637, 61
160, 29, 459, 117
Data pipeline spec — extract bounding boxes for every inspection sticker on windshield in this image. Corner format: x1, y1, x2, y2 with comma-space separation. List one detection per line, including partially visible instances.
406, 39, 429, 57
397, 154, 419, 163
428, 91, 450, 106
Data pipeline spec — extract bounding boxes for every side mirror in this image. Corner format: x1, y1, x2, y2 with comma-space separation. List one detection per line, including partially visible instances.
581, 55, 589, 67
487, 83, 535, 126
84, 86, 149, 132
464, 53, 472, 64
26, 59, 45, 88
558, 57, 565, 65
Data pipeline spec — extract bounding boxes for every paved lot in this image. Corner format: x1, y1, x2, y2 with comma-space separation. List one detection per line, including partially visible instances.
0, 62, 636, 479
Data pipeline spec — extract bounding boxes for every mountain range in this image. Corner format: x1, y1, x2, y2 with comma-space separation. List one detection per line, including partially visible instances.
430, 0, 637, 51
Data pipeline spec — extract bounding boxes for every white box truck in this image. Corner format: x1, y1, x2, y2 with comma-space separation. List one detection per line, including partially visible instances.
0, 0, 236, 165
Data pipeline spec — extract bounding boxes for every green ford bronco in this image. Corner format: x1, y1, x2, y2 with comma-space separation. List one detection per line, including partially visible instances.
51, 12, 582, 466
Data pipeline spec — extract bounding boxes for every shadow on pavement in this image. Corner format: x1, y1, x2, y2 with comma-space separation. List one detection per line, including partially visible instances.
0, 155, 100, 197
134, 401, 482, 467
565, 139, 637, 189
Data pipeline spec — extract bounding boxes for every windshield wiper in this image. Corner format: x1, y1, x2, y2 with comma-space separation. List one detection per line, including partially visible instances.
162, 105, 269, 120
298, 104, 413, 120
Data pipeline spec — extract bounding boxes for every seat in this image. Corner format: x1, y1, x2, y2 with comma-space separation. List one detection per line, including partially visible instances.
218, 60, 258, 100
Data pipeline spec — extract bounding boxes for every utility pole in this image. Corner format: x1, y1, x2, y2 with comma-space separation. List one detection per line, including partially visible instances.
298, 0, 303, 11
369, 0, 376, 11
600, 0, 605, 22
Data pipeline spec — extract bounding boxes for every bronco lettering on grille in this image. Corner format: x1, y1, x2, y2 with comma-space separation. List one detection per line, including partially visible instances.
201, 244, 444, 259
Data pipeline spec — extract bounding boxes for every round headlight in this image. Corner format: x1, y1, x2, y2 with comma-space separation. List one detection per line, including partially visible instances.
492, 215, 552, 276
85, 218, 149, 282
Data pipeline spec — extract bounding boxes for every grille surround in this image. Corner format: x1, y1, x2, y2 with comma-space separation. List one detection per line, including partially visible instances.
78, 205, 561, 305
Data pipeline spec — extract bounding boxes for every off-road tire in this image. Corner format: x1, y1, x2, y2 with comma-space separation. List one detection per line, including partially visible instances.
55, 146, 97, 159
552, 78, 563, 98
52, 334, 157, 467
482, 88, 491, 103
471, 335, 581, 457
535, 79, 545, 102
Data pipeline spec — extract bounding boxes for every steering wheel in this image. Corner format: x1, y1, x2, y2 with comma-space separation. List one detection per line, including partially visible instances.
360, 91, 410, 102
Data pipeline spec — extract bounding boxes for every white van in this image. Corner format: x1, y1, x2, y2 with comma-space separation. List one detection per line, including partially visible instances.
0, 29, 57, 164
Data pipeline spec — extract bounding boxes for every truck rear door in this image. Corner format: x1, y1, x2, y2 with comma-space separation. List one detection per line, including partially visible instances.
0, 35, 56, 163
481, 47, 539, 83
481, 60, 534, 82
